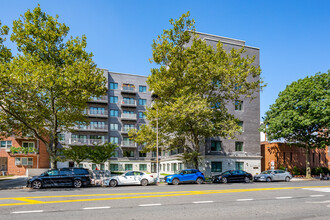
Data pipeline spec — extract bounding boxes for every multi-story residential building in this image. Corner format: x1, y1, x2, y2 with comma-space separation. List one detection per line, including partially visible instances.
60, 32, 261, 176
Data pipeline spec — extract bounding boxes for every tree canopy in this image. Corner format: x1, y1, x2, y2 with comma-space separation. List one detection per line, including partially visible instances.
129, 12, 263, 168
0, 5, 107, 168
261, 71, 330, 177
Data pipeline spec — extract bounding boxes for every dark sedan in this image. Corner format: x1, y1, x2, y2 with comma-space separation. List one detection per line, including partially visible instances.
212, 170, 252, 183
27, 168, 92, 189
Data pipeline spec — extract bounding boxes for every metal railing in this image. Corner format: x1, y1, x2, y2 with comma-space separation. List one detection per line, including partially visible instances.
120, 99, 136, 106
87, 109, 108, 117
121, 127, 135, 133
121, 86, 136, 93
69, 138, 107, 145
121, 141, 137, 148
89, 96, 108, 102
75, 125, 108, 131
121, 113, 137, 120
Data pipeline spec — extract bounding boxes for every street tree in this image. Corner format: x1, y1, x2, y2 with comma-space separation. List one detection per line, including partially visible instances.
129, 12, 263, 168
261, 72, 330, 178
87, 143, 118, 165
59, 145, 89, 166
0, 6, 107, 168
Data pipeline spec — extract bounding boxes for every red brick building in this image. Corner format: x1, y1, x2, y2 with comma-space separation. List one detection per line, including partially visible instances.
0, 136, 50, 175
261, 141, 330, 172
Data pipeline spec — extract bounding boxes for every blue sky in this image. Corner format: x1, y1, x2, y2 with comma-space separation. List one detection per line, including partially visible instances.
1, 0, 329, 119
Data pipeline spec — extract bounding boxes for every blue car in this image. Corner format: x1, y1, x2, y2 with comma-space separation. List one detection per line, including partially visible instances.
164, 169, 205, 185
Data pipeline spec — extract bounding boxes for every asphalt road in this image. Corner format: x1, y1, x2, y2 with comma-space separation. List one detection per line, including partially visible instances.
1, 180, 330, 220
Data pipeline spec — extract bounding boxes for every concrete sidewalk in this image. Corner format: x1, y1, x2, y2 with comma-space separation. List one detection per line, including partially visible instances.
0, 176, 28, 190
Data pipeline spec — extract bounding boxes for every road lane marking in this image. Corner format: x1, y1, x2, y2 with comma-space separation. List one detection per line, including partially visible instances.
310, 195, 325, 197
302, 188, 330, 193
192, 201, 214, 204
14, 198, 43, 204
139, 203, 162, 207
306, 200, 330, 204
83, 206, 111, 210
236, 199, 253, 201
12, 210, 44, 214
276, 197, 292, 199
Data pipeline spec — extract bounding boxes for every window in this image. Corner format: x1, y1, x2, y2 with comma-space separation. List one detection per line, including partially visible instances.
319, 153, 321, 163
110, 123, 119, 131
139, 99, 147, 106
290, 152, 293, 162
111, 151, 119, 158
152, 151, 157, 157
139, 85, 147, 92
47, 169, 58, 175
60, 169, 73, 175
23, 142, 34, 149
110, 110, 119, 117
110, 137, 119, 144
110, 164, 118, 171
100, 164, 105, 170
92, 164, 97, 170
213, 80, 221, 88
211, 162, 222, 172
0, 141, 12, 148
123, 150, 134, 157
138, 112, 146, 119
110, 96, 118, 103
238, 121, 244, 132
110, 82, 118, 90
58, 134, 65, 142
283, 152, 286, 163
211, 141, 222, 151
125, 164, 133, 171
122, 97, 135, 105
235, 142, 243, 151
235, 100, 243, 111
139, 164, 147, 171
89, 107, 105, 115
139, 152, 146, 157
167, 164, 170, 172
90, 121, 105, 129
235, 84, 242, 90
235, 162, 244, 170
178, 163, 184, 170
79, 164, 84, 168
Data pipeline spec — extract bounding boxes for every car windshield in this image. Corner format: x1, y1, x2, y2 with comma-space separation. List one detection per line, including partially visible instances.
261, 171, 273, 174
175, 170, 183, 174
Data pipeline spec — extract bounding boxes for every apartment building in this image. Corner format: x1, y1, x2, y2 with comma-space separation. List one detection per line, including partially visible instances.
59, 32, 261, 176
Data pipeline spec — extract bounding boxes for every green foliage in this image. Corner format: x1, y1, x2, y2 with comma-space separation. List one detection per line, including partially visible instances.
278, 164, 286, 171
292, 166, 306, 175
311, 167, 329, 175
10, 146, 37, 154
87, 143, 117, 165
130, 12, 263, 168
0, 21, 11, 63
0, 5, 107, 168
262, 71, 330, 177
59, 145, 89, 165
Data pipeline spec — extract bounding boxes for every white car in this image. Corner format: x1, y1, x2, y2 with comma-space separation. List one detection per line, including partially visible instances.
104, 171, 154, 187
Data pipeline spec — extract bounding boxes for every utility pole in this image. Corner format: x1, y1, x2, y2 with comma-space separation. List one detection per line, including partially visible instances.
156, 107, 159, 184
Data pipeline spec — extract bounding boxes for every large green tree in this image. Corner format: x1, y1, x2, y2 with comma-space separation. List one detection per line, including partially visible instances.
129, 12, 263, 168
261, 72, 330, 178
0, 6, 107, 168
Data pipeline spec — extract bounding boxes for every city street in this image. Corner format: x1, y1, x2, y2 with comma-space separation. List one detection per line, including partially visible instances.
0, 181, 330, 219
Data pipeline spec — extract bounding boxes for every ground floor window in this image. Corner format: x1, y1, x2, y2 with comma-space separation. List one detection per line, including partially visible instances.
139, 164, 147, 171
235, 141, 244, 152
15, 157, 33, 166
211, 162, 222, 172
110, 164, 118, 171
171, 163, 177, 172
92, 164, 97, 170
178, 163, 184, 170
167, 164, 170, 172
125, 164, 133, 171
100, 164, 105, 170
235, 162, 244, 170
123, 150, 134, 157
139, 152, 146, 157
79, 164, 83, 168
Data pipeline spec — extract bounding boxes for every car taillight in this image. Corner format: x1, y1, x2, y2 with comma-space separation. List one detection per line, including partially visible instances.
150, 175, 153, 178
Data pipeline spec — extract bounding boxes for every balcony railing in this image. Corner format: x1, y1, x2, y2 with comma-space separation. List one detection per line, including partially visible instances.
89, 96, 108, 103
121, 127, 135, 133
75, 125, 108, 131
121, 141, 137, 148
9, 147, 39, 155
87, 109, 108, 117
121, 113, 137, 120
121, 86, 136, 93
120, 99, 137, 107
69, 138, 107, 145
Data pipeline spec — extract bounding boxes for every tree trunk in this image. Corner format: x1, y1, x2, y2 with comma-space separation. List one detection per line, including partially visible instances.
305, 148, 311, 178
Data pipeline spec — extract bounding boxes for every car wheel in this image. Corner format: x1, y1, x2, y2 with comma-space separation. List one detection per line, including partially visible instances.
266, 177, 272, 182
244, 177, 250, 183
32, 180, 42, 189
285, 176, 290, 182
109, 179, 118, 187
222, 177, 227, 184
172, 178, 180, 185
196, 178, 204, 184
141, 179, 148, 186
73, 179, 82, 188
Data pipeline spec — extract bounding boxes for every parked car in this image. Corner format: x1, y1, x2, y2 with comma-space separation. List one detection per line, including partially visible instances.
164, 169, 205, 185
212, 170, 252, 183
254, 170, 292, 182
104, 171, 154, 187
27, 168, 92, 189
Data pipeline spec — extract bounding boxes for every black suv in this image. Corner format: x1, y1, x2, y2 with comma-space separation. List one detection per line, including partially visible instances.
27, 168, 92, 189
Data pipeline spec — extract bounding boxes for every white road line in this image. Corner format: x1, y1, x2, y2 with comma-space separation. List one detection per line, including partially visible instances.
276, 197, 292, 199
236, 199, 254, 202
310, 195, 325, 197
83, 206, 111, 210
139, 204, 162, 207
12, 210, 44, 214
306, 200, 330, 204
192, 201, 214, 204
302, 188, 330, 193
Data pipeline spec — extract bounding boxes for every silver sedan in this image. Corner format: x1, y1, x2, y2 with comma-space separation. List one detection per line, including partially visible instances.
104, 171, 155, 187
254, 170, 292, 182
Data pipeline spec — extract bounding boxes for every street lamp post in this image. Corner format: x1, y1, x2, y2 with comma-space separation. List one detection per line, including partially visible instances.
156, 107, 159, 184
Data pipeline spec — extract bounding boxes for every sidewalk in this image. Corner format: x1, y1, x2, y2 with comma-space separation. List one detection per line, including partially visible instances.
0, 176, 28, 190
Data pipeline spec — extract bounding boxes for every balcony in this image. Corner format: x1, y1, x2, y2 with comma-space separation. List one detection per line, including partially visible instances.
121, 86, 137, 94
9, 147, 39, 155
121, 127, 135, 134
88, 96, 108, 103
120, 99, 137, 107
69, 138, 107, 146
121, 113, 137, 121
121, 141, 137, 148
75, 125, 108, 132
87, 109, 108, 118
